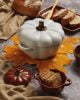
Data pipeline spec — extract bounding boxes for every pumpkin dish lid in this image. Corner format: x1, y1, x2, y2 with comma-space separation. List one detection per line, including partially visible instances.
18, 18, 65, 48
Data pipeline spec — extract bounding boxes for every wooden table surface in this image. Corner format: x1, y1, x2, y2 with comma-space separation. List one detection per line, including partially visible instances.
0, 0, 80, 100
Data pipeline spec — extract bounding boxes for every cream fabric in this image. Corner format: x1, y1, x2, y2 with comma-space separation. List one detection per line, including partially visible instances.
0, 0, 28, 40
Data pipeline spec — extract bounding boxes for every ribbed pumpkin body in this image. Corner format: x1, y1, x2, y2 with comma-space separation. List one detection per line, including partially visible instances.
18, 18, 65, 59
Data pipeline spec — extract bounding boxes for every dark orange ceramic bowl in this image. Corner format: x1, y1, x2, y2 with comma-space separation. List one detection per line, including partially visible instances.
35, 69, 72, 94
74, 45, 80, 63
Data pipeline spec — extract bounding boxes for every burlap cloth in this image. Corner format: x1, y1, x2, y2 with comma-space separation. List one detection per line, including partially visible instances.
0, 57, 62, 100
0, 0, 29, 41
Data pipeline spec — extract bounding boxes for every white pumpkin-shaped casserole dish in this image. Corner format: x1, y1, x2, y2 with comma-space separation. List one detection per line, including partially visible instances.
18, 18, 65, 59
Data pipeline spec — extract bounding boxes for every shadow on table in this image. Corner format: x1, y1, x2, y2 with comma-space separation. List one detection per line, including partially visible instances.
70, 60, 80, 77
65, 31, 80, 36
36, 85, 69, 100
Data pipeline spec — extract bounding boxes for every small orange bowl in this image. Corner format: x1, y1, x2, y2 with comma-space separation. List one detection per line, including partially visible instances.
35, 69, 72, 94
74, 45, 80, 63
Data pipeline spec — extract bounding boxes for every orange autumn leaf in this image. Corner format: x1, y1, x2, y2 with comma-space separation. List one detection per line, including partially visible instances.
58, 44, 74, 54
4, 45, 38, 66
49, 65, 67, 73
3, 36, 80, 74
11, 34, 19, 44
57, 37, 80, 54
37, 61, 67, 73
52, 54, 72, 66
62, 37, 80, 45
3, 45, 69, 73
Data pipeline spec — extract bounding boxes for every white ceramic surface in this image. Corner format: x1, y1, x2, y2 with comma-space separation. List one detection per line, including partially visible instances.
18, 18, 65, 59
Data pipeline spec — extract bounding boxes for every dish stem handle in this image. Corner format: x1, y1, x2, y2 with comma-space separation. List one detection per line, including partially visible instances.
64, 79, 72, 86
